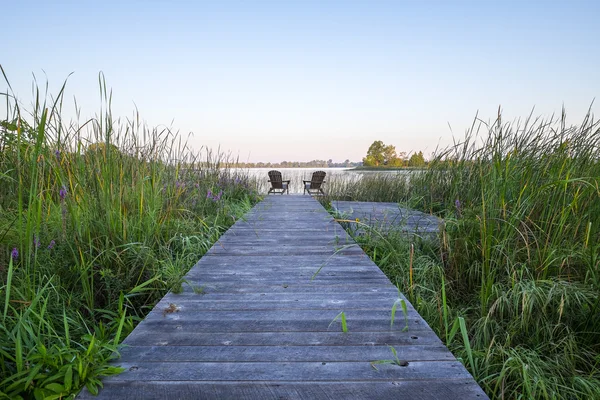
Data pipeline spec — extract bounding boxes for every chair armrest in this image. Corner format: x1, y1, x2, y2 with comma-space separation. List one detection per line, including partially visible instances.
303, 180, 310, 184
282, 180, 291, 184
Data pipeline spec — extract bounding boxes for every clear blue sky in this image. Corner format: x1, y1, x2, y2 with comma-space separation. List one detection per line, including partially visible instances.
2, 0, 599, 162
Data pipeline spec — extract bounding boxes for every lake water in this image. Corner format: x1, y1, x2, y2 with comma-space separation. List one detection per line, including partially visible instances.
235, 167, 409, 194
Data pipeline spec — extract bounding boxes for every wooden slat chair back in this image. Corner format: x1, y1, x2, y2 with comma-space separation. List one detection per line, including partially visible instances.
268, 170, 290, 194
303, 170, 326, 195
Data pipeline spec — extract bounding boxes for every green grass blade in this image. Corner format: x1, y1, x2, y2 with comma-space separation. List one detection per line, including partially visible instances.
3, 257, 14, 322
458, 316, 476, 376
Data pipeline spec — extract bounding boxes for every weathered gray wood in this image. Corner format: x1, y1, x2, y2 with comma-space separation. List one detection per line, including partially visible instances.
127, 319, 429, 334
77, 380, 487, 400
332, 200, 442, 236
122, 330, 443, 347
79, 195, 487, 399
154, 299, 404, 311
177, 278, 392, 286
163, 292, 405, 301
143, 309, 422, 320
116, 345, 456, 362
102, 360, 472, 381
175, 283, 400, 294
204, 248, 365, 256
187, 267, 383, 275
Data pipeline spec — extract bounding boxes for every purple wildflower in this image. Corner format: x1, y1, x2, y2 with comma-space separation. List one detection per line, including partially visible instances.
59, 185, 68, 201
11, 247, 18, 260
455, 199, 462, 217
214, 190, 223, 201
48, 240, 56, 250
207, 189, 213, 199
194, 183, 199, 188
33, 236, 41, 248
54, 149, 61, 160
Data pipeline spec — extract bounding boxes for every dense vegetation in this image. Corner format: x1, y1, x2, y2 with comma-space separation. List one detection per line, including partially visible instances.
325, 110, 600, 399
362, 140, 426, 167
0, 75, 260, 398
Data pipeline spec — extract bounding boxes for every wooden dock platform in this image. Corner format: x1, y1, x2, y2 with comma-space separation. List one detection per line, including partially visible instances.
332, 200, 442, 238
80, 195, 487, 399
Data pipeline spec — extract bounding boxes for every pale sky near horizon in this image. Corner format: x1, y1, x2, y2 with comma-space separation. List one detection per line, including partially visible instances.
2, 0, 599, 163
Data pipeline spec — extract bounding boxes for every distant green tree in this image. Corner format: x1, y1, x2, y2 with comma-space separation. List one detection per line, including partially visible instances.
387, 156, 404, 167
383, 144, 397, 165
363, 140, 386, 166
363, 141, 408, 166
408, 151, 426, 167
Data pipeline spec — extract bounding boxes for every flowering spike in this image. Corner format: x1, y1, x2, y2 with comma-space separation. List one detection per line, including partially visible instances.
59, 185, 68, 201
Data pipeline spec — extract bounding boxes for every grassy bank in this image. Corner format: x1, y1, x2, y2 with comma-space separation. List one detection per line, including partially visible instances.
324, 110, 600, 399
349, 166, 425, 171
0, 74, 260, 398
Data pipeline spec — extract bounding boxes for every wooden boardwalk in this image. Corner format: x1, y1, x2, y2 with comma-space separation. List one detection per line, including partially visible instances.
80, 196, 487, 399
332, 201, 442, 238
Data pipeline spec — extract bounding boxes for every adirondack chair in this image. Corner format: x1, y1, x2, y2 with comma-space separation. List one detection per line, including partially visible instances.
267, 170, 290, 194
303, 171, 326, 195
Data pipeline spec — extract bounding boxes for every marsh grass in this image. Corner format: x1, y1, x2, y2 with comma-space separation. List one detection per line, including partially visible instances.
370, 346, 409, 370
328, 311, 348, 333
0, 70, 259, 397
324, 109, 600, 399
324, 172, 412, 202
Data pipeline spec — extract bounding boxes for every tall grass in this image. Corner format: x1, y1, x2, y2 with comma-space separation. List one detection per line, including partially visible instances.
325, 109, 600, 399
324, 172, 412, 202
0, 70, 260, 397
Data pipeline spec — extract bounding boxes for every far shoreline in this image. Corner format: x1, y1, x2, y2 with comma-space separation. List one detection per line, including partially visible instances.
349, 166, 427, 171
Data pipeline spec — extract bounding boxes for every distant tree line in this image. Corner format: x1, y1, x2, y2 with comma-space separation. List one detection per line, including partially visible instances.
362, 140, 426, 167
232, 159, 363, 168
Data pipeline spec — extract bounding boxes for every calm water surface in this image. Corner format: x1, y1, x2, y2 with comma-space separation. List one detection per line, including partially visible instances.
233, 168, 410, 194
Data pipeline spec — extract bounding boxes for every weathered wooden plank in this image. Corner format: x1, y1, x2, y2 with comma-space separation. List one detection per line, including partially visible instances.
144, 309, 422, 321
177, 279, 394, 287
184, 266, 384, 274
213, 238, 356, 246
187, 255, 375, 268
173, 281, 398, 296
128, 318, 430, 333
181, 267, 386, 275
163, 292, 405, 302
102, 360, 473, 382
154, 299, 404, 311
122, 330, 442, 347
116, 345, 456, 362
181, 273, 387, 282
227, 222, 338, 230
77, 380, 487, 400
181, 274, 388, 283
204, 246, 365, 254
